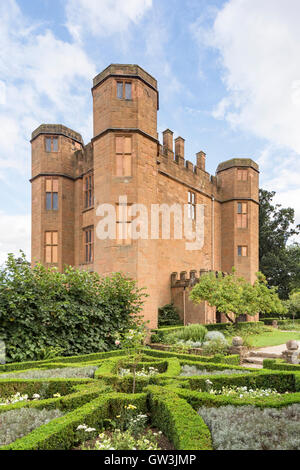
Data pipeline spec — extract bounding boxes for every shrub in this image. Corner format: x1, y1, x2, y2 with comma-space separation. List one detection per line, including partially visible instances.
0, 253, 146, 362
0, 407, 64, 446
205, 331, 226, 342
198, 404, 300, 450
202, 338, 229, 355
0, 366, 98, 380
180, 366, 251, 377
167, 324, 208, 344
158, 304, 182, 327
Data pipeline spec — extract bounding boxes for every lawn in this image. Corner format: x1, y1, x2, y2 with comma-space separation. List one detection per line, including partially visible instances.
248, 330, 300, 348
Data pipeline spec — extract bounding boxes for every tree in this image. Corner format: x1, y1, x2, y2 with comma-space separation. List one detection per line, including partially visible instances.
259, 189, 300, 299
190, 269, 286, 324
285, 289, 300, 320
0, 252, 146, 362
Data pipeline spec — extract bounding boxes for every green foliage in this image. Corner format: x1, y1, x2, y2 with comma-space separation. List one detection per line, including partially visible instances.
158, 304, 182, 327
263, 359, 300, 372
198, 404, 300, 450
190, 269, 286, 323
202, 338, 229, 356
0, 407, 64, 446
170, 324, 208, 343
259, 189, 300, 299
147, 385, 213, 450
285, 290, 300, 319
0, 252, 146, 362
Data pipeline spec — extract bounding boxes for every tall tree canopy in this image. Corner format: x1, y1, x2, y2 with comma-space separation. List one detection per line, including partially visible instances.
259, 189, 300, 299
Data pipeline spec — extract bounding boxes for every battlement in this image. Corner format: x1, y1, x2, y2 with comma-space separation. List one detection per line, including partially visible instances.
31, 124, 84, 145
217, 158, 259, 173
171, 269, 227, 288
92, 63, 158, 91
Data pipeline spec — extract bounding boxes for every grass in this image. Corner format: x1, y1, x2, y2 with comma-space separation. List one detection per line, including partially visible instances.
247, 330, 300, 348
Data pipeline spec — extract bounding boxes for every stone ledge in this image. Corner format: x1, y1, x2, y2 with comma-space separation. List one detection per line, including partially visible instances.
216, 158, 259, 173
31, 124, 84, 145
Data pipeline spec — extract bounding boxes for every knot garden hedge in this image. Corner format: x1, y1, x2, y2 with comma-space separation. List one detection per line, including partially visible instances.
0, 348, 300, 450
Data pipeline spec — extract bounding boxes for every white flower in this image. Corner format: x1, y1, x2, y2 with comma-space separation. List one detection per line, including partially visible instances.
85, 427, 96, 432
77, 424, 87, 430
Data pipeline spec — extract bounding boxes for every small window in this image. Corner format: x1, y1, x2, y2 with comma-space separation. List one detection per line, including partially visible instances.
84, 227, 94, 263
84, 174, 94, 209
125, 83, 132, 100
52, 138, 58, 152
45, 138, 52, 152
45, 136, 59, 152
117, 82, 123, 99
45, 178, 58, 210
188, 191, 196, 219
238, 246, 248, 257
237, 202, 248, 228
115, 136, 132, 177
237, 169, 248, 181
45, 231, 58, 263
116, 203, 132, 245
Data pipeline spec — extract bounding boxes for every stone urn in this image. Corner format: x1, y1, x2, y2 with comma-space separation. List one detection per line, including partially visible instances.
272, 320, 278, 328
232, 336, 243, 347
286, 340, 299, 351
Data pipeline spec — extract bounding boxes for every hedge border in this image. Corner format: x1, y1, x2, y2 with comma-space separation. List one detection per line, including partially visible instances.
263, 358, 300, 371
146, 385, 213, 450
0, 392, 147, 450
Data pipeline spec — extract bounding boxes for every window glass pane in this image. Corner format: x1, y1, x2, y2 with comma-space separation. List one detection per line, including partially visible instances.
116, 137, 123, 154
45, 138, 52, 152
45, 246, 52, 263
125, 83, 132, 99
242, 246, 248, 256
52, 193, 58, 210
123, 155, 131, 176
124, 136, 132, 154
45, 232, 52, 245
242, 203, 247, 214
117, 82, 123, 99
238, 246, 242, 256
52, 232, 58, 245
116, 155, 123, 176
46, 179, 52, 192
52, 138, 58, 152
46, 193, 52, 210
52, 246, 58, 263
52, 179, 58, 192
237, 203, 242, 214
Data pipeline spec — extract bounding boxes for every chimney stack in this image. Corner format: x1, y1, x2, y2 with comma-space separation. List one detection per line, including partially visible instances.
197, 151, 206, 171
175, 137, 185, 165
163, 129, 173, 152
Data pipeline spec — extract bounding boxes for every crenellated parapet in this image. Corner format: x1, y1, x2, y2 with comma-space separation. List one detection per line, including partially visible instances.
170, 269, 227, 288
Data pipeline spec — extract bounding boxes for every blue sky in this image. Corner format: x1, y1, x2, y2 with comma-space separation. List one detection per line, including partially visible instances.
1, 0, 300, 262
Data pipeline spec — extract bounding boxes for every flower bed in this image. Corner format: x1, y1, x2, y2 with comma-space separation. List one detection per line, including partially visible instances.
0, 348, 299, 450
198, 404, 300, 450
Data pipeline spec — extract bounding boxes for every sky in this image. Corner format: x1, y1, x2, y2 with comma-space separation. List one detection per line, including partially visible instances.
1, 0, 300, 263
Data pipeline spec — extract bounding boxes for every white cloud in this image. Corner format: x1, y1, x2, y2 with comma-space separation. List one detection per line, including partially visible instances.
0, 0, 97, 263
65, 0, 152, 41
192, 0, 300, 226
0, 212, 30, 266
0, 0, 96, 173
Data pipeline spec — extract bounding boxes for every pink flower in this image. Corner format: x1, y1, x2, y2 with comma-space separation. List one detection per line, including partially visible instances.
115, 340, 120, 346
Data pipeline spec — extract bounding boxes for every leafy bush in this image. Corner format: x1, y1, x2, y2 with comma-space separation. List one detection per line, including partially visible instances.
166, 324, 208, 344
205, 331, 226, 342
180, 366, 251, 377
158, 304, 182, 327
0, 252, 146, 362
202, 338, 229, 355
0, 366, 98, 380
0, 407, 64, 446
198, 404, 300, 450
